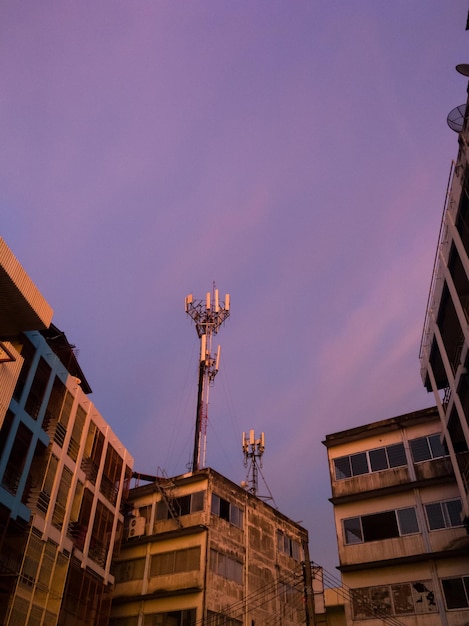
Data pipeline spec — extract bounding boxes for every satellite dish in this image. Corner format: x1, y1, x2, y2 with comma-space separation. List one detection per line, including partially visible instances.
447, 104, 467, 133
456, 64, 469, 77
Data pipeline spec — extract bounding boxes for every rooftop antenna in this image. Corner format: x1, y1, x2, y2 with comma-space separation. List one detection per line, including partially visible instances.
242, 430, 277, 505
185, 285, 230, 471
242, 430, 265, 496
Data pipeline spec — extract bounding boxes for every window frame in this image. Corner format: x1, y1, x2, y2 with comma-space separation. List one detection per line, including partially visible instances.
211, 493, 243, 528
409, 434, 448, 463
424, 498, 463, 530
334, 442, 407, 480
343, 507, 419, 545
441, 576, 469, 610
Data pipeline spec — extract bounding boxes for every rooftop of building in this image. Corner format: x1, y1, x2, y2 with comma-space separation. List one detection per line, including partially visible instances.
0, 237, 53, 337
129, 466, 308, 533
322, 405, 439, 448
40, 323, 92, 394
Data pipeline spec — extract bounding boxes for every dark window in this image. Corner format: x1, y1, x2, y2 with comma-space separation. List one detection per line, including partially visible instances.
369, 448, 387, 472
362, 511, 398, 542
334, 443, 407, 480
425, 499, 463, 530
1, 422, 32, 494
24, 357, 51, 420
155, 491, 204, 520
344, 508, 418, 545
442, 576, 469, 609
410, 434, 448, 462
387, 443, 407, 467
334, 456, 351, 479
350, 452, 368, 476
12, 334, 36, 402
344, 517, 363, 544
211, 493, 243, 528
142, 610, 196, 626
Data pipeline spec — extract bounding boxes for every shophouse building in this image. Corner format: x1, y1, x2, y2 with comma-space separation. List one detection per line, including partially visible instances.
109, 467, 317, 626
324, 406, 469, 626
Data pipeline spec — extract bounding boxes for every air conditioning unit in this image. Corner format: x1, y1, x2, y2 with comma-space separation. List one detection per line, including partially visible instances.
128, 516, 145, 539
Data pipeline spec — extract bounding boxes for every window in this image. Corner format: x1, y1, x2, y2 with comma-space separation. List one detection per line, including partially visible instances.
143, 610, 196, 626
334, 443, 407, 480
277, 530, 301, 559
343, 507, 419, 544
352, 580, 436, 619
155, 491, 205, 520
24, 357, 51, 420
442, 576, 469, 609
210, 549, 243, 584
1, 422, 32, 494
211, 494, 243, 528
114, 558, 145, 582
150, 547, 200, 576
410, 434, 448, 462
425, 499, 463, 530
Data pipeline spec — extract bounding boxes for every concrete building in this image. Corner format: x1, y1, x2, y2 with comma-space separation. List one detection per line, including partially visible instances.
324, 406, 469, 625
0, 238, 134, 625
109, 467, 316, 626
420, 68, 469, 529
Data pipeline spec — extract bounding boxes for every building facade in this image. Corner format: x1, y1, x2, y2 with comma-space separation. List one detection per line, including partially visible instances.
0, 238, 134, 625
324, 406, 469, 626
420, 71, 469, 526
110, 467, 315, 626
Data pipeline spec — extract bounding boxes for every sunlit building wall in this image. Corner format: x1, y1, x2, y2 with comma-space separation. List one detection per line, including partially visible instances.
324, 407, 469, 625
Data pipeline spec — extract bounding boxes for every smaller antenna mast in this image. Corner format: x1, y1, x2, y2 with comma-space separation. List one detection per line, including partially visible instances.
242, 430, 265, 496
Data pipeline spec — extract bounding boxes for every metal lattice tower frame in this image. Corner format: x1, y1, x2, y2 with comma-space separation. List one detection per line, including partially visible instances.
185, 287, 230, 471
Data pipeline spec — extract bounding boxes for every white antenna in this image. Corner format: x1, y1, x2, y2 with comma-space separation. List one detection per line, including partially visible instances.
185, 284, 230, 471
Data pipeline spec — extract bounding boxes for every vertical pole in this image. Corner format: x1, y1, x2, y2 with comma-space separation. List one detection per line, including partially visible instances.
301, 545, 316, 626
193, 361, 205, 472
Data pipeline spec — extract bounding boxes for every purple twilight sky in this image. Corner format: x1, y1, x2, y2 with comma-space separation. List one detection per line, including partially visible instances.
1, 1, 468, 576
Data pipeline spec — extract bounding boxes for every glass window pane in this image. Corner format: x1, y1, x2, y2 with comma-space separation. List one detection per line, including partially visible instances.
350, 452, 368, 476
191, 491, 204, 512
425, 503, 445, 530
387, 443, 407, 468
442, 578, 469, 609
410, 438, 431, 462
344, 518, 363, 544
334, 457, 351, 480
445, 499, 462, 527
428, 434, 446, 459
397, 507, 419, 535
369, 448, 388, 472
211, 493, 220, 516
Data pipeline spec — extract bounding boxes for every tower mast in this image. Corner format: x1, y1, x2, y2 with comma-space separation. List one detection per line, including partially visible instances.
185, 286, 230, 471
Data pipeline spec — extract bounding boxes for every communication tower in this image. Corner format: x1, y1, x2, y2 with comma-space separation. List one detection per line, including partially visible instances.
185, 286, 230, 471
